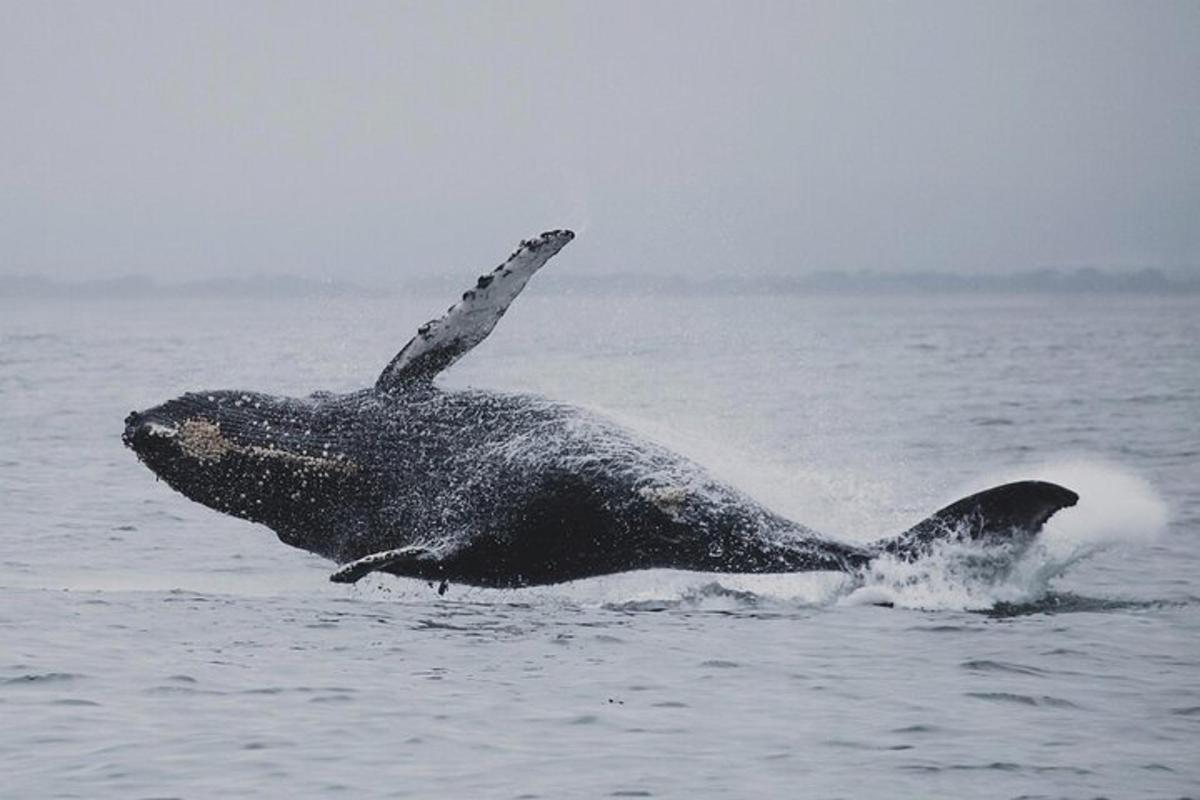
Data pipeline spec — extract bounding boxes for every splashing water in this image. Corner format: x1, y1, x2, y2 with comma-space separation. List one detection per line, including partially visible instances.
846, 460, 1168, 610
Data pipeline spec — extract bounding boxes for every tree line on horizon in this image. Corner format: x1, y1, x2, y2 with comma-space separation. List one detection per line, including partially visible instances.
1, 266, 1195, 299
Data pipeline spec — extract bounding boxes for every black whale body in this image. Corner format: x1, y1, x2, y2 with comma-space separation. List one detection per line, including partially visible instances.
123, 230, 1078, 589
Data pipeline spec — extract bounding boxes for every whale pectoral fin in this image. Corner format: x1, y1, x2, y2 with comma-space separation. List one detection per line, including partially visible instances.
376, 230, 575, 391
880, 480, 1078, 561
329, 544, 443, 584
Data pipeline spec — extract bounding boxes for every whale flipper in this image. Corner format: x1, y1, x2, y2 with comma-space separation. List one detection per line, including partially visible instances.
329, 544, 445, 584
880, 480, 1078, 561
376, 229, 575, 391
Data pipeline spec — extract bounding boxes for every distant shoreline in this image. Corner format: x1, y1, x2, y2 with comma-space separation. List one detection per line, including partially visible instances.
1, 268, 1197, 299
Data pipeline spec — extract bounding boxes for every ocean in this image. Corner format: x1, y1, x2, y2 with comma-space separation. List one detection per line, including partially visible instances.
1, 290, 1196, 798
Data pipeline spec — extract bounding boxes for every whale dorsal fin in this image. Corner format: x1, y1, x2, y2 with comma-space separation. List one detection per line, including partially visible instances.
376, 229, 575, 391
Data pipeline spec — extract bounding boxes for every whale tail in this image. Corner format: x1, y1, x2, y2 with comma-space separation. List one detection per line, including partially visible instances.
875, 480, 1079, 562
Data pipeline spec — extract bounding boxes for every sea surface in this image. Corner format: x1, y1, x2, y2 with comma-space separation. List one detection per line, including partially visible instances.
1, 290, 1197, 798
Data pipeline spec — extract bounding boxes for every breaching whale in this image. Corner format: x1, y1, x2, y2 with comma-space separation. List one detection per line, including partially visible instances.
123, 230, 1078, 591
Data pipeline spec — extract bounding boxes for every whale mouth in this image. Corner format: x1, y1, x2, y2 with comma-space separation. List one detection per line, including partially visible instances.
122, 411, 179, 452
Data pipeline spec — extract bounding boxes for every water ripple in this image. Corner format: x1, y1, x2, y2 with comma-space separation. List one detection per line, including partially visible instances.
966, 692, 1081, 709
3, 672, 84, 685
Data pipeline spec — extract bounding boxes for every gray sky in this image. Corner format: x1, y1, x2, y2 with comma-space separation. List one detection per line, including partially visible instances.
2, 0, 1198, 280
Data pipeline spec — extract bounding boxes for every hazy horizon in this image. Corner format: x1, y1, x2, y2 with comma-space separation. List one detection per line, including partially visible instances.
3, 1, 1198, 281
3, 264, 1194, 301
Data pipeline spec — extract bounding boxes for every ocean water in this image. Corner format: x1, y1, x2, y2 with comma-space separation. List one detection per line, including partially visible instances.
1, 291, 1197, 798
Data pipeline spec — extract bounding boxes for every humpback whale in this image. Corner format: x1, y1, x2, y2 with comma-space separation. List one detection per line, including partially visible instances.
123, 230, 1078, 590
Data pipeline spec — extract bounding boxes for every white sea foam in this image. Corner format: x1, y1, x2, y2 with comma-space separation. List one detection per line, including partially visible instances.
353, 568, 852, 610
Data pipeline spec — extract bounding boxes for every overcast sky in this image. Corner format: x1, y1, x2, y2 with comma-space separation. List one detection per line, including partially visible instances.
2, 1, 1197, 280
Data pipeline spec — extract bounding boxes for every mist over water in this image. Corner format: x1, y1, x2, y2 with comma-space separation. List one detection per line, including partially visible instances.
4, 2, 1199, 282
1, 291, 1197, 797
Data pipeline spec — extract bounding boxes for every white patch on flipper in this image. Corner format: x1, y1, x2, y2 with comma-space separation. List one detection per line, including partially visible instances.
377, 229, 575, 389
329, 543, 446, 584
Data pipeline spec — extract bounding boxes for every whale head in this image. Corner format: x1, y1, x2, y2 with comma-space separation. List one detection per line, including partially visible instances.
123, 390, 366, 553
